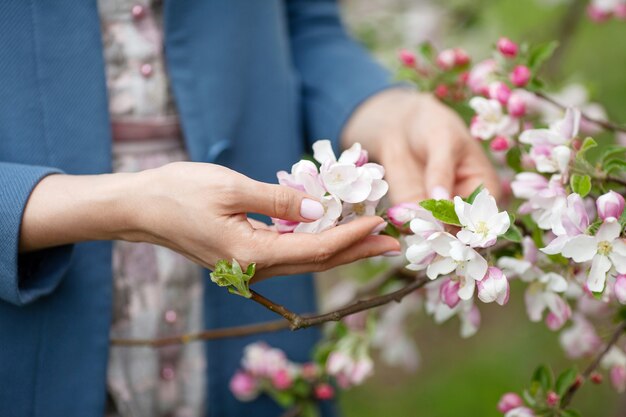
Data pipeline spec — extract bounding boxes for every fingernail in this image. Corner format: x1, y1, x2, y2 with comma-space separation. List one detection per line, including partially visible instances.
371, 221, 388, 235
382, 250, 402, 257
300, 198, 325, 220
430, 185, 450, 200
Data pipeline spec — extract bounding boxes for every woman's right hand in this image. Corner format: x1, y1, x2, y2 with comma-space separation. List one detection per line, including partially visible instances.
21, 162, 400, 279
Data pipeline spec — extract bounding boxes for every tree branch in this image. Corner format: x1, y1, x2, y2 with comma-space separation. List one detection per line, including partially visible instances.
560, 321, 626, 409
534, 91, 626, 134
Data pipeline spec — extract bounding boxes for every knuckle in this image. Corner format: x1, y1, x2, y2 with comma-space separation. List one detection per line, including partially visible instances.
313, 243, 333, 264
273, 188, 294, 219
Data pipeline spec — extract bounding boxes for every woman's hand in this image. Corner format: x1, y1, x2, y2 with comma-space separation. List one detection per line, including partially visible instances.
342, 89, 501, 203
21, 162, 400, 279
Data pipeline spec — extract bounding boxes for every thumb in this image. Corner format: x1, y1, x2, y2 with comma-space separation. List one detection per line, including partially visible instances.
424, 144, 456, 200
235, 179, 325, 222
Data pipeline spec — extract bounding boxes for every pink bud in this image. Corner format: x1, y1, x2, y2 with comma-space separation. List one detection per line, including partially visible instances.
497, 37, 518, 58
614, 275, 626, 304
271, 369, 293, 390
610, 365, 626, 392
477, 267, 510, 305
591, 372, 603, 384
435, 84, 449, 99
545, 296, 571, 331
489, 82, 512, 105
301, 362, 319, 381
440, 278, 461, 308
453, 48, 471, 66
587, 4, 611, 22
458, 71, 469, 85
615, 4, 626, 20
510, 65, 531, 87
315, 383, 335, 400
436, 49, 456, 70
596, 191, 625, 221
546, 391, 559, 407
490, 136, 511, 152
507, 91, 527, 117
355, 149, 369, 167
229, 371, 259, 401
387, 202, 422, 228
497, 392, 523, 413
398, 49, 416, 67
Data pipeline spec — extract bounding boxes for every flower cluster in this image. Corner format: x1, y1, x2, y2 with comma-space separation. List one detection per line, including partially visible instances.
273, 139, 388, 233
587, 0, 626, 22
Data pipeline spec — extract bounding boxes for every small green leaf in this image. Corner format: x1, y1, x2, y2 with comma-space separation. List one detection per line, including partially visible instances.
532, 365, 554, 392
506, 146, 523, 172
555, 367, 578, 397
418, 42, 434, 61
570, 174, 592, 197
600, 145, 626, 165
209, 258, 255, 298
604, 159, 626, 174
503, 224, 523, 243
465, 184, 484, 204
523, 389, 537, 406
576, 137, 597, 162
419, 199, 461, 226
528, 41, 559, 71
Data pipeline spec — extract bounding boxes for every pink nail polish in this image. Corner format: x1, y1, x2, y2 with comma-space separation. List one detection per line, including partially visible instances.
300, 198, 324, 220
371, 222, 388, 235
382, 251, 402, 257
430, 185, 450, 200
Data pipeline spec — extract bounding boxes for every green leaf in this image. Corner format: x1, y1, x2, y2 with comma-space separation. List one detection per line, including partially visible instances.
209, 259, 255, 298
561, 409, 582, 417
465, 184, 484, 204
575, 137, 597, 162
570, 174, 592, 197
532, 364, 554, 392
528, 41, 559, 71
506, 146, 523, 172
523, 389, 537, 406
418, 42, 434, 61
419, 199, 461, 226
600, 145, 626, 165
604, 159, 626, 174
503, 223, 523, 243
555, 367, 578, 397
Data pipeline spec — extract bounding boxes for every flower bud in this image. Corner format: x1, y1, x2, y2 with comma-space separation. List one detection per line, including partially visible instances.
596, 190, 625, 221
489, 82, 512, 105
615, 275, 626, 304
271, 369, 293, 390
229, 371, 259, 401
546, 391, 559, 407
497, 37, 519, 58
591, 372, 603, 384
398, 49, 416, 67
440, 278, 461, 309
436, 49, 456, 70
387, 202, 422, 228
497, 392, 523, 413
490, 136, 510, 152
510, 65, 531, 87
355, 149, 369, 167
610, 365, 626, 392
453, 48, 471, 66
315, 383, 335, 400
477, 267, 510, 305
435, 84, 449, 99
545, 296, 571, 331
507, 91, 527, 117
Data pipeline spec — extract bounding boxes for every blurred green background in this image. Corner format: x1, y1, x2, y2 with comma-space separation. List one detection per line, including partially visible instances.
326, 0, 626, 416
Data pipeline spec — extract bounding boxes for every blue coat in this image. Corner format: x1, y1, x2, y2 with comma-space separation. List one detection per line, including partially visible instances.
0, 1, 391, 416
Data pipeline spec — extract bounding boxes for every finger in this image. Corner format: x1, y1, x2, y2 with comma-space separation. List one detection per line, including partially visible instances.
255, 235, 401, 280
423, 137, 456, 200
253, 216, 393, 266
456, 142, 502, 199
382, 135, 428, 204
234, 179, 325, 223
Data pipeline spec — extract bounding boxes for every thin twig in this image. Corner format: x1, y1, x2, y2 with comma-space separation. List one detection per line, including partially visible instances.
534, 91, 626, 134
560, 321, 626, 408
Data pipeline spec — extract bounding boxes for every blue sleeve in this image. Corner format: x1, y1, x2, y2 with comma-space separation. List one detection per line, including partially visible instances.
0, 162, 74, 306
287, 0, 395, 153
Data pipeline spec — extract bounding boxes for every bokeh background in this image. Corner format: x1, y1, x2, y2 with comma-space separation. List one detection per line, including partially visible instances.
319, 1, 626, 416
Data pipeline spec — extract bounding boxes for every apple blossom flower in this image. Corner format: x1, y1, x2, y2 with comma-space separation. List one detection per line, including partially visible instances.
611, 365, 626, 393
524, 272, 570, 327
537, 84, 607, 135
477, 267, 510, 305
468, 59, 497, 95
229, 371, 259, 401
587, 3, 612, 21
398, 49, 416, 67
425, 280, 481, 337
326, 349, 374, 388
507, 90, 530, 117
314, 383, 335, 400
242, 342, 290, 378
405, 213, 445, 271
505, 407, 536, 417
596, 190, 625, 221
511, 172, 549, 200
602, 346, 626, 392
454, 189, 511, 248
436, 49, 457, 70
489, 82, 512, 105
469, 97, 519, 140
498, 392, 523, 413
560, 218, 626, 292
614, 274, 626, 304
542, 193, 590, 255
559, 314, 602, 359
510, 65, 531, 87
518, 175, 567, 231
340, 199, 378, 224
497, 37, 519, 58
426, 232, 489, 299
387, 202, 425, 228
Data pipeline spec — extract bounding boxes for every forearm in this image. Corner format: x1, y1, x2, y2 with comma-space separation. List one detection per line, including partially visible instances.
19, 172, 139, 252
